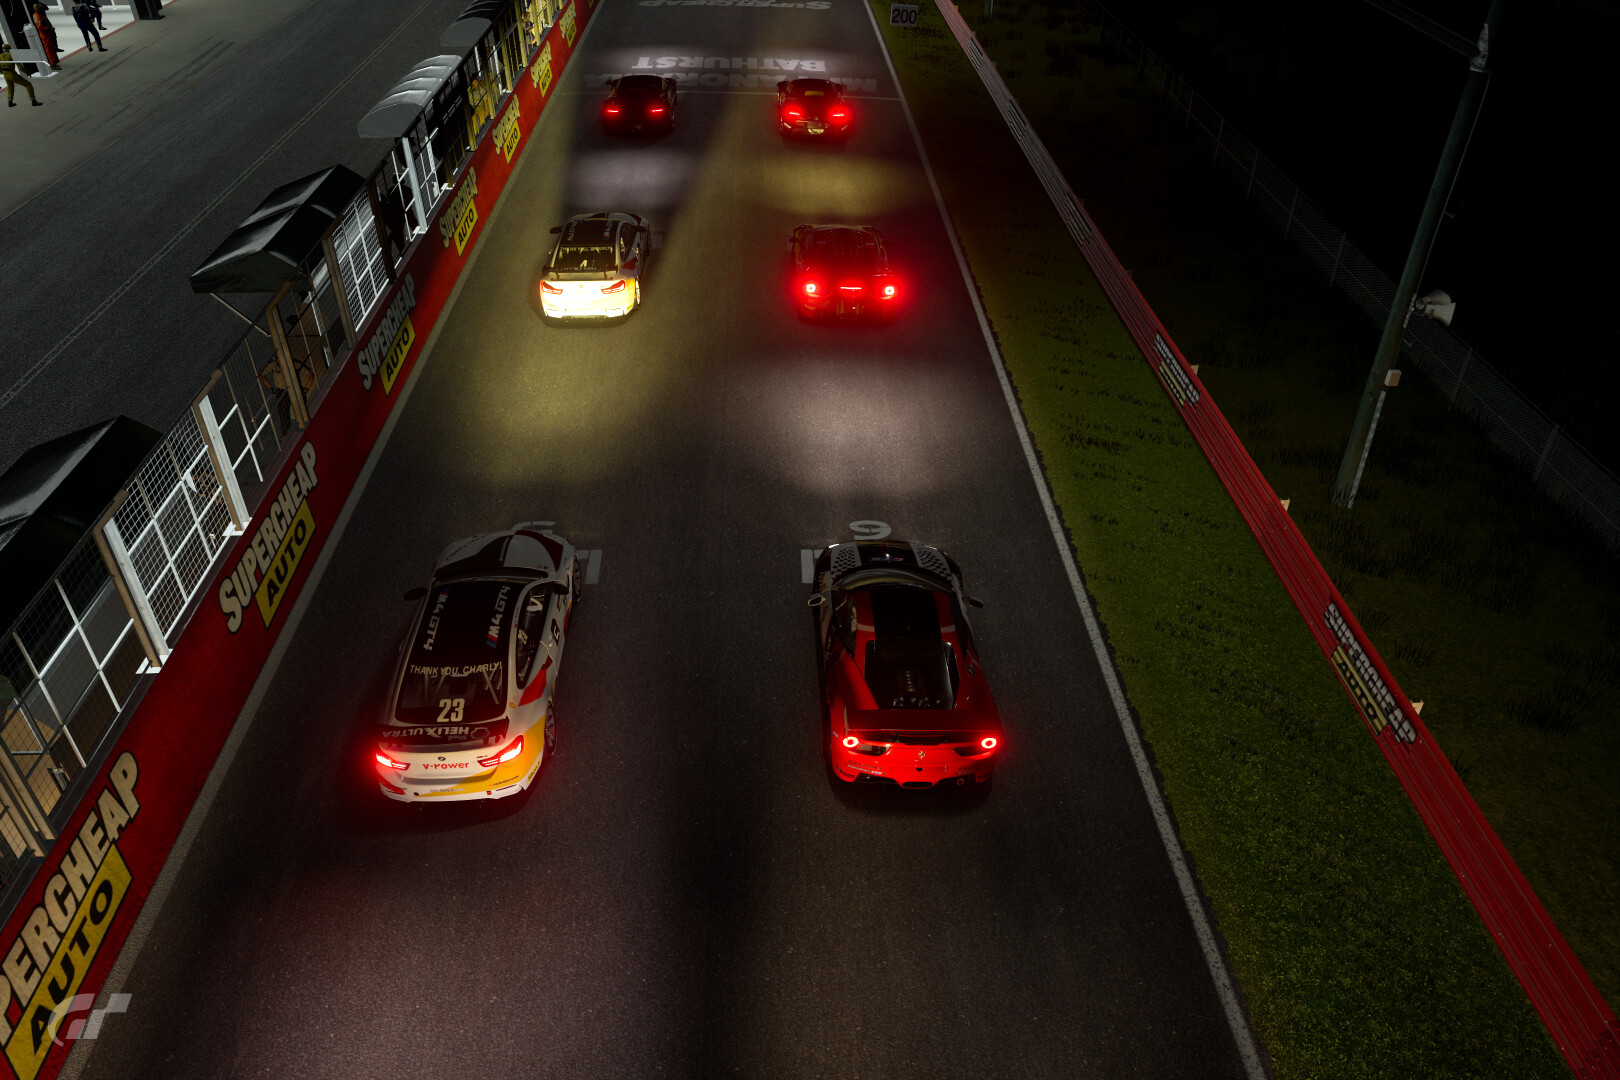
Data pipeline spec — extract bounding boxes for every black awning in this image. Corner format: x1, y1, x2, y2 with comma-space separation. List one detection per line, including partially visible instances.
0, 417, 164, 636
442, 0, 509, 49
189, 165, 365, 294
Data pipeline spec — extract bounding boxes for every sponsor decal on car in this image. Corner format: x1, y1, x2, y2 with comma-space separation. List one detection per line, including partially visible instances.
218, 443, 320, 633
422, 762, 472, 771
495, 99, 523, 163
384, 724, 498, 742
487, 586, 511, 649
439, 168, 481, 257
2, 754, 140, 1080
406, 662, 503, 680
357, 272, 419, 394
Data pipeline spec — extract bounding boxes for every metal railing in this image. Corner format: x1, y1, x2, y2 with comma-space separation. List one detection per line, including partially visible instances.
1015, 0, 1620, 554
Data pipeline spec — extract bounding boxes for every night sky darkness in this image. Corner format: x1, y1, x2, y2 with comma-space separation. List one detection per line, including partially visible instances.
1100, 0, 1619, 471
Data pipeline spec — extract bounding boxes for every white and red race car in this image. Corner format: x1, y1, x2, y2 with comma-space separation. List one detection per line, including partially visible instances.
375, 523, 579, 802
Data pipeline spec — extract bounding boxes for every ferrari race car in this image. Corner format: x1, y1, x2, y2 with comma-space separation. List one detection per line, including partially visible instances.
602, 74, 677, 133
810, 540, 1002, 788
789, 224, 900, 322
539, 212, 650, 322
375, 523, 580, 802
776, 78, 853, 138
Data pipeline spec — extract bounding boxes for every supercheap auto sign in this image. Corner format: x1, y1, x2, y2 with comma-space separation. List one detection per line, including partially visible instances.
0, 7, 596, 1077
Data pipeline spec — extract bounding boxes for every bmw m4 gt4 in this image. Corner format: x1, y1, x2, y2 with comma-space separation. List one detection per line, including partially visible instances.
376, 523, 580, 801
810, 540, 1002, 788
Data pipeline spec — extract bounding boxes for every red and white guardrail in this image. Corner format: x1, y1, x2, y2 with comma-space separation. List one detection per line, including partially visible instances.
926, 1, 1620, 1075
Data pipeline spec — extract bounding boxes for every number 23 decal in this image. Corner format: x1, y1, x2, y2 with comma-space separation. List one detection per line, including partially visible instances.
438, 698, 466, 722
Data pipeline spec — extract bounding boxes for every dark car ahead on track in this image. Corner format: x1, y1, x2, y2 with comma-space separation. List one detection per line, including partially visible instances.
602, 74, 677, 133
776, 78, 852, 139
375, 523, 580, 802
810, 540, 1002, 789
789, 224, 900, 322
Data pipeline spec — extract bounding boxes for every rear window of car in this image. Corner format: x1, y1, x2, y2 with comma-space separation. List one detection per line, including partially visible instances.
860, 584, 956, 710
617, 75, 665, 94
786, 79, 836, 97
394, 580, 513, 725
807, 230, 879, 273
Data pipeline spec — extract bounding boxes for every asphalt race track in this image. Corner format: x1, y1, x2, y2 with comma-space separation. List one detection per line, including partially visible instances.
76, 2, 1256, 1076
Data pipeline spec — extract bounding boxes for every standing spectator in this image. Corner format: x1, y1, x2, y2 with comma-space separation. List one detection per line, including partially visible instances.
72, 1, 106, 51
30, 3, 61, 70
85, 0, 105, 30
2, 40, 43, 106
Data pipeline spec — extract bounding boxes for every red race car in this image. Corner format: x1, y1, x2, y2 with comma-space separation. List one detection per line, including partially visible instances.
776, 78, 852, 138
810, 540, 1002, 789
789, 224, 900, 322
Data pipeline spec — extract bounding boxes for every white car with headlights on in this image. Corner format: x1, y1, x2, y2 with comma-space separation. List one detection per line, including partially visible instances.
375, 523, 580, 802
539, 212, 649, 322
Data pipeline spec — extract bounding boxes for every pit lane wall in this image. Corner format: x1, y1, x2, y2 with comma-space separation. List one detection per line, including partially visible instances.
0, 3, 598, 1075
917, 2, 1620, 1076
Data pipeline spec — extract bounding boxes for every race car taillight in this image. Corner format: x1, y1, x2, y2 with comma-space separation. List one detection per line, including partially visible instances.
839, 282, 864, 293
803, 280, 819, 296
829, 105, 850, 122
841, 735, 859, 748
601, 279, 627, 294
881, 282, 898, 299
784, 105, 804, 120
375, 750, 408, 771
648, 104, 665, 114
540, 280, 563, 294
981, 736, 999, 750
841, 735, 887, 756
604, 102, 621, 115
478, 736, 524, 768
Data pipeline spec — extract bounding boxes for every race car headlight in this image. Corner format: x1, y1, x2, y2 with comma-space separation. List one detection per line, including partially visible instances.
601, 279, 627, 294
375, 750, 408, 771
478, 736, 524, 768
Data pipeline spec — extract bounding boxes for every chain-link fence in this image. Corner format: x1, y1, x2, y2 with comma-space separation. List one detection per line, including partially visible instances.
1061, 0, 1620, 554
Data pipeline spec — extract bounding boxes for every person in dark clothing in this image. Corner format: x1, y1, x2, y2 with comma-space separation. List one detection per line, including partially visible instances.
72, 1, 106, 50
2, 41, 43, 105
84, 0, 105, 29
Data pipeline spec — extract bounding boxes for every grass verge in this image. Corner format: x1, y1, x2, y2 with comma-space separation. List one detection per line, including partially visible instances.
868, 2, 1574, 1076
956, 0, 1620, 1023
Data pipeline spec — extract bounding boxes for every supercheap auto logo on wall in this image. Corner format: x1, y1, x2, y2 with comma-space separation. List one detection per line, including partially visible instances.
2, 755, 141, 1080
530, 41, 554, 95
560, 1, 577, 44
357, 272, 419, 395
218, 442, 320, 632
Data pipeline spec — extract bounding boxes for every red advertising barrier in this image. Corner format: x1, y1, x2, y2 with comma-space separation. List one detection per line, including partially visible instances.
0, 5, 597, 1077
926, 2, 1620, 1076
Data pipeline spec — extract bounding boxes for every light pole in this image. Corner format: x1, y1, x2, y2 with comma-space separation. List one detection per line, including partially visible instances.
1331, 0, 1505, 508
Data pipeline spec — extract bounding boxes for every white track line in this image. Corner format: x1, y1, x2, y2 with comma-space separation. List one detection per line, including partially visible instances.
858, 4, 1267, 1076
57, 9, 610, 1075
0, 0, 442, 415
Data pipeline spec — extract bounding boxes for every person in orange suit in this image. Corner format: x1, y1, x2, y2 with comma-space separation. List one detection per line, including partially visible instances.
31, 3, 61, 70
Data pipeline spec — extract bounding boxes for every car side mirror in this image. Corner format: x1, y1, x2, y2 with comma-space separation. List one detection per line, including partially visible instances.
404, 586, 427, 602
965, 596, 985, 608
807, 593, 828, 608
549, 226, 562, 234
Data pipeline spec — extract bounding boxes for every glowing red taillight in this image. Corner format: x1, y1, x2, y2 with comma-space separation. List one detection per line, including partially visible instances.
839, 283, 863, 293
375, 750, 408, 771
784, 105, 803, 120
980, 736, 999, 751
648, 104, 665, 114
601, 279, 626, 294
478, 736, 524, 768
830, 105, 850, 122
540, 280, 562, 295
881, 283, 897, 298
604, 103, 621, 115
803, 281, 819, 296
841, 735, 859, 748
